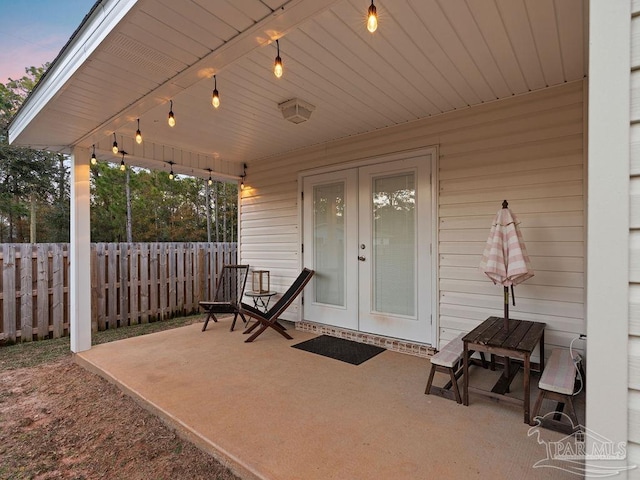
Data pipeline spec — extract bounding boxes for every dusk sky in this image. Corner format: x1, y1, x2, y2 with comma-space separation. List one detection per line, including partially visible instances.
0, 0, 96, 84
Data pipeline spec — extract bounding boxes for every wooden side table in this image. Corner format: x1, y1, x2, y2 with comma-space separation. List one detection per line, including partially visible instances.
244, 291, 277, 313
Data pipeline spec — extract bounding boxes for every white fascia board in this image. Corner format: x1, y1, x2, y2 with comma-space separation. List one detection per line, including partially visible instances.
8, 0, 138, 146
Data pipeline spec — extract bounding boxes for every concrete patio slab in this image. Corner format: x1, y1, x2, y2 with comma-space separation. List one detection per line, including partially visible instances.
76, 317, 580, 480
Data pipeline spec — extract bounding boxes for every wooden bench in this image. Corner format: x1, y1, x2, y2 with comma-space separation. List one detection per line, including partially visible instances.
531, 348, 580, 431
425, 333, 490, 404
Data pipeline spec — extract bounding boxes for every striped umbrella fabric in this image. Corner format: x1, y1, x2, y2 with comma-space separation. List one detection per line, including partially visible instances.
480, 205, 534, 287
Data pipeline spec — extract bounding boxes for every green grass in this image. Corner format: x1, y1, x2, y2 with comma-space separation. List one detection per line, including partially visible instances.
0, 315, 203, 371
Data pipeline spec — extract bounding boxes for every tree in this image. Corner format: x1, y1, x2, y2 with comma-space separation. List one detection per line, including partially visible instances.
0, 65, 70, 242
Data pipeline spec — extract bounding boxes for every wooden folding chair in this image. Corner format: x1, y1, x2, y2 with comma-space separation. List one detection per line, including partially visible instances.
199, 264, 249, 332
240, 268, 314, 342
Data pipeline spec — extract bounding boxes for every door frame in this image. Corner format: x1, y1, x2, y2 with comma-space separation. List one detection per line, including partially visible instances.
297, 146, 440, 346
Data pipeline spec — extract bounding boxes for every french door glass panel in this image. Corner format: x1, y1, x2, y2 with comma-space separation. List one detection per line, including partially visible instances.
372, 173, 415, 316
313, 182, 345, 307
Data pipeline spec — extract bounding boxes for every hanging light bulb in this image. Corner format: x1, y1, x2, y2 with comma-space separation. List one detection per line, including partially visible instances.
168, 100, 176, 127
274, 39, 283, 78
367, 0, 378, 33
211, 75, 220, 109
112, 133, 119, 154
120, 153, 126, 171
91, 144, 97, 165
135, 118, 142, 144
168, 161, 175, 180
240, 163, 247, 190
207, 168, 213, 186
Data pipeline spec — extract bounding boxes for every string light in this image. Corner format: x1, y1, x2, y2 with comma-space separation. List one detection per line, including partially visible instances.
91, 144, 97, 165
168, 161, 175, 180
207, 168, 213, 186
211, 75, 220, 109
120, 152, 126, 171
240, 163, 247, 190
274, 39, 283, 78
135, 118, 142, 144
367, 0, 378, 33
112, 133, 119, 154
168, 100, 176, 127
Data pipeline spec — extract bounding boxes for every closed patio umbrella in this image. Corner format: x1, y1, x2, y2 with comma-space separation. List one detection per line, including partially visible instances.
479, 200, 534, 331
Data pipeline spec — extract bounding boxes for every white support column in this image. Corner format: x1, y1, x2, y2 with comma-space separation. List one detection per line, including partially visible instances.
587, 0, 630, 475
70, 146, 92, 352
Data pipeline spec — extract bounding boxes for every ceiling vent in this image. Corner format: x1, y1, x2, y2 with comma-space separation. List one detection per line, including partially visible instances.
278, 98, 315, 124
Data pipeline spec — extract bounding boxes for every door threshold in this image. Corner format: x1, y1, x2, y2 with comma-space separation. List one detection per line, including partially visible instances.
296, 321, 435, 358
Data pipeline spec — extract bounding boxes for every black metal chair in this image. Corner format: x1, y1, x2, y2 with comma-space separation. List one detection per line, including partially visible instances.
240, 268, 314, 343
199, 264, 249, 332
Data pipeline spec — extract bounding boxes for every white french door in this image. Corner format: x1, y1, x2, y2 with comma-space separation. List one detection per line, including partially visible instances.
303, 154, 433, 343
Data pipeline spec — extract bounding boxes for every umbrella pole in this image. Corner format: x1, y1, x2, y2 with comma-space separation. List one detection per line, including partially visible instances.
503, 286, 509, 331
503, 285, 511, 388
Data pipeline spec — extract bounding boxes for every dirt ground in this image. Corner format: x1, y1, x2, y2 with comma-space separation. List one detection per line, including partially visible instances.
0, 355, 241, 480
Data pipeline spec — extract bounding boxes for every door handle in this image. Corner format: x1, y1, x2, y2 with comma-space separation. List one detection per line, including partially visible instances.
358, 256, 366, 261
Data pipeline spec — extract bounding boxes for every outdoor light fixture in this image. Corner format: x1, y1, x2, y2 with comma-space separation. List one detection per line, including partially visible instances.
278, 98, 315, 123
367, 0, 378, 33
120, 152, 126, 171
135, 118, 142, 144
207, 168, 213, 186
168, 161, 175, 180
240, 163, 247, 190
112, 133, 119, 154
91, 144, 97, 165
211, 75, 220, 109
274, 39, 283, 78
168, 100, 176, 127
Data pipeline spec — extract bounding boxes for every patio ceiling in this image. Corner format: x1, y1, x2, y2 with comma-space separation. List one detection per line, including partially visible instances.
9, 0, 586, 180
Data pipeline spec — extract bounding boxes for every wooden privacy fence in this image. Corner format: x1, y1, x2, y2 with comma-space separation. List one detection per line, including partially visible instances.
0, 242, 237, 342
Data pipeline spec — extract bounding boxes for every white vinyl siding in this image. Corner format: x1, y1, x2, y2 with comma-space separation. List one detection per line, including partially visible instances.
629, 0, 640, 463
240, 81, 585, 343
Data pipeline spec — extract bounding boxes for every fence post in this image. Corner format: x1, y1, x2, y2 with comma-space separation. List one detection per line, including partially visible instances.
52, 243, 64, 338
2, 245, 17, 342
20, 244, 33, 342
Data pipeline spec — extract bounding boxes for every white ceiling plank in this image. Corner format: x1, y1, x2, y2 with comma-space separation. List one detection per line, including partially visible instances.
223, 0, 273, 22
524, 0, 565, 86
123, 13, 208, 63
157, 0, 239, 41
192, 0, 255, 32
437, 0, 511, 99
262, 0, 288, 9
415, 0, 497, 102
140, 1, 226, 51
378, 0, 464, 111
465, 0, 529, 95
401, 0, 481, 106
554, 0, 585, 82
495, 0, 546, 90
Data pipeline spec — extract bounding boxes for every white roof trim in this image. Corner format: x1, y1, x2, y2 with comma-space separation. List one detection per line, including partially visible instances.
9, 0, 138, 145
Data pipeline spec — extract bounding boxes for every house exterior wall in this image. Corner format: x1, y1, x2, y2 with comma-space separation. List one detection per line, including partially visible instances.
239, 81, 585, 351
629, 0, 640, 465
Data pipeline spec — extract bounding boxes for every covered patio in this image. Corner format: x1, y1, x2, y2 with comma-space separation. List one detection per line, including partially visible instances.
8, 0, 635, 472
76, 315, 578, 480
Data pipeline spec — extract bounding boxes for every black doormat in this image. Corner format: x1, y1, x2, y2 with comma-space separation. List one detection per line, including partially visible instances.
292, 335, 385, 365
